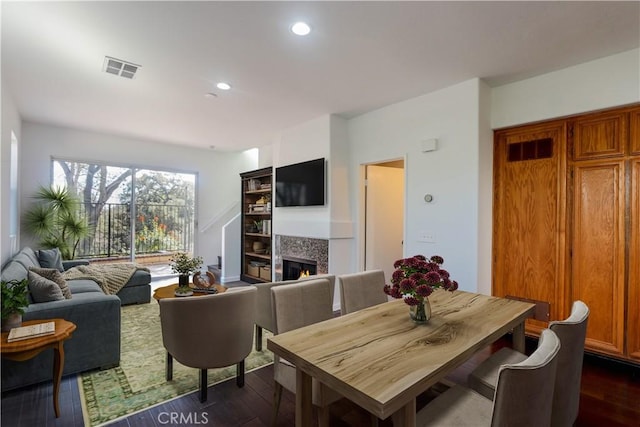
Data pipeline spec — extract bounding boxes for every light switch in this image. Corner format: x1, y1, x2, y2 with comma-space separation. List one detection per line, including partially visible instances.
418, 231, 435, 243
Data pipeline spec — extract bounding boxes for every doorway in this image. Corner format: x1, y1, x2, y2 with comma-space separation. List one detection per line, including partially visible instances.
362, 159, 405, 281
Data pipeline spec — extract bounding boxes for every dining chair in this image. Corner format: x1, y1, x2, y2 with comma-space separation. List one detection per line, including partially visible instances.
468, 300, 589, 426
270, 277, 341, 427
338, 269, 388, 315
417, 328, 561, 426
159, 286, 257, 402
253, 274, 335, 350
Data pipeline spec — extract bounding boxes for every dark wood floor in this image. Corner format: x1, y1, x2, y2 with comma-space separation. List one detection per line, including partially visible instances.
2, 336, 639, 427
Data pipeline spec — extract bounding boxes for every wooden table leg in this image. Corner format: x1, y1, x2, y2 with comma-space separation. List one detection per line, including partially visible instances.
390, 399, 416, 427
295, 368, 313, 427
513, 321, 526, 353
52, 341, 65, 418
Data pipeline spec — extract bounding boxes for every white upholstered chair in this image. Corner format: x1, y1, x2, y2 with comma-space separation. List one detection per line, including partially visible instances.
270, 278, 341, 427
338, 269, 388, 315
159, 286, 257, 402
417, 329, 561, 426
253, 274, 335, 350
468, 300, 589, 427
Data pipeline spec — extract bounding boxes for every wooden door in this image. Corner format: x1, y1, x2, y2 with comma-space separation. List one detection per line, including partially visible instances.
570, 160, 626, 356
570, 111, 627, 160
493, 121, 567, 335
628, 158, 640, 361
630, 107, 640, 156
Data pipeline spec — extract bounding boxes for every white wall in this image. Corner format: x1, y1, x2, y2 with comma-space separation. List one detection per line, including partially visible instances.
348, 79, 486, 293
271, 115, 355, 240
492, 48, 640, 129
19, 122, 257, 269
1, 80, 22, 265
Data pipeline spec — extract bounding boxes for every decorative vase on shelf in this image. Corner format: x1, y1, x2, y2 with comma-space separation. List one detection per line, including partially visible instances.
178, 274, 189, 288
409, 298, 432, 324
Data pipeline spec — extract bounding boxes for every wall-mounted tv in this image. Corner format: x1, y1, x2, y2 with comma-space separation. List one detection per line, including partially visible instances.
275, 158, 326, 207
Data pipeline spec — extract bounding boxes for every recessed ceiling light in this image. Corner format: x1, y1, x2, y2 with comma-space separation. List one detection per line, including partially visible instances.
216, 82, 231, 91
291, 22, 311, 36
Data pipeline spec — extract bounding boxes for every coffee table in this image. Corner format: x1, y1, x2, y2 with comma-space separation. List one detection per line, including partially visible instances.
153, 283, 227, 300
1, 318, 76, 418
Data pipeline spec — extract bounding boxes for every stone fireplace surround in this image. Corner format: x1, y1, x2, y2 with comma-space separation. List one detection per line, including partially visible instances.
274, 235, 328, 281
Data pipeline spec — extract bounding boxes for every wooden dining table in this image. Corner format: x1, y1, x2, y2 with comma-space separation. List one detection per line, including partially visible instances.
267, 290, 535, 426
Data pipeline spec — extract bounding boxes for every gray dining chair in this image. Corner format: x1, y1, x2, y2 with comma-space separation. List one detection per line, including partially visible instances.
253, 274, 335, 350
468, 300, 589, 427
338, 269, 388, 315
159, 286, 257, 402
270, 277, 341, 427
417, 328, 561, 426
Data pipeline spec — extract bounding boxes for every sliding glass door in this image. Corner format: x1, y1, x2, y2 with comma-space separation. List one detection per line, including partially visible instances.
52, 159, 196, 273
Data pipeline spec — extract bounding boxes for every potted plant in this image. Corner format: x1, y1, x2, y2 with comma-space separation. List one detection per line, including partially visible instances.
23, 185, 89, 260
169, 252, 203, 295
1, 279, 29, 332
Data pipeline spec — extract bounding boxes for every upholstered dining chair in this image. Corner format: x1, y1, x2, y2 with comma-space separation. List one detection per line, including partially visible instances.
270, 277, 341, 427
253, 274, 335, 350
338, 269, 388, 315
159, 286, 257, 402
416, 328, 561, 427
468, 300, 589, 427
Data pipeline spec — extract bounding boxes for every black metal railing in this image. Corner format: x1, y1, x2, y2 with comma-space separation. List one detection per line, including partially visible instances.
74, 203, 194, 259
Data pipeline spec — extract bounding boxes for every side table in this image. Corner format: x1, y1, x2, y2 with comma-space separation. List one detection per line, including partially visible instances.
1, 318, 76, 418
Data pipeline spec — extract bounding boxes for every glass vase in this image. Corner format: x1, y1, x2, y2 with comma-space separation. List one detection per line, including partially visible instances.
178, 274, 189, 288
409, 298, 432, 323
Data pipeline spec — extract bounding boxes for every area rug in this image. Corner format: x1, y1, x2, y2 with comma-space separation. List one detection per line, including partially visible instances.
79, 301, 273, 426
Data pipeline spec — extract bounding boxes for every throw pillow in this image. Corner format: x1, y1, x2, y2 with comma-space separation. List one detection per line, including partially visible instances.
28, 271, 65, 303
37, 248, 64, 272
30, 267, 72, 299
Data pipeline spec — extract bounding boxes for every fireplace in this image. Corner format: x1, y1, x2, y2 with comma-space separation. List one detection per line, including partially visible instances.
283, 256, 318, 280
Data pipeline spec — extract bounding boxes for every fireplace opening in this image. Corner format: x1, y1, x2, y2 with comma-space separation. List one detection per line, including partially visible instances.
283, 256, 317, 280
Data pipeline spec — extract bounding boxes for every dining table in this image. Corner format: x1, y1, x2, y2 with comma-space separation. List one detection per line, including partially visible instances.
267, 290, 535, 426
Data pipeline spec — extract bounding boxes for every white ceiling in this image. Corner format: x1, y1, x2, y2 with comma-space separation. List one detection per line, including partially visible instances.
2, 1, 639, 151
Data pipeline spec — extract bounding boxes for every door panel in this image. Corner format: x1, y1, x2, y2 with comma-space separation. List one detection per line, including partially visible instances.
628, 159, 640, 361
493, 122, 567, 334
365, 165, 404, 282
571, 111, 627, 160
630, 107, 640, 156
571, 160, 625, 356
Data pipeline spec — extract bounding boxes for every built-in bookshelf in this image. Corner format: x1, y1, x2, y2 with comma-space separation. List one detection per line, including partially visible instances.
240, 167, 272, 283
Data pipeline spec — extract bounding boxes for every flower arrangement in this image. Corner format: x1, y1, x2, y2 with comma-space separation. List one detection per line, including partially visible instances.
383, 255, 458, 306
169, 252, 203, 276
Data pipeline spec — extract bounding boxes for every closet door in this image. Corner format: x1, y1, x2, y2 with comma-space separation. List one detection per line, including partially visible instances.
628, 156, 640, 361
570, 160, 626, 356
493, 122, 567, 334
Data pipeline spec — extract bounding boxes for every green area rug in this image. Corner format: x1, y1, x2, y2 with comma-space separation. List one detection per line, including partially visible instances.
79, 301, 273, 426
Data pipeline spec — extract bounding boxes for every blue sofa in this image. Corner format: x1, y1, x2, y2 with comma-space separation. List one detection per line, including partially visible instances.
0, 247, 151, 391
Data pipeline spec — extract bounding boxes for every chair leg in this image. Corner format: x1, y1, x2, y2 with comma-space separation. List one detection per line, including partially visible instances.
236, 360, 245, 387
256, 325, 263, 351
199, 368, 207, 402
166, 352, 173, 381
271, 382, 283, 427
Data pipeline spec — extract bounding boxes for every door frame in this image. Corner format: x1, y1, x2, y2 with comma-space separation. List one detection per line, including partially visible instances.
358, 156, 407, 272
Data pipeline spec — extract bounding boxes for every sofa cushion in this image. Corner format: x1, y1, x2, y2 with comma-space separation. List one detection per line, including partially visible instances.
124, 269, 152, 287
67, 279, 103, 294
28, 271, 65, 303
30, 267, 72, 299
12, 248, 41, 272
37, 248, 64, 272
0, 260, 29, 282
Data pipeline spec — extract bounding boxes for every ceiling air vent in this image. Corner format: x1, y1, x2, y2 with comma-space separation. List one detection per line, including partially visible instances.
103, 56, 141, 79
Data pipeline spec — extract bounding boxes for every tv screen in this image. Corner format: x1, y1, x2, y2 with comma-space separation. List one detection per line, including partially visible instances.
275, 158, 325, 207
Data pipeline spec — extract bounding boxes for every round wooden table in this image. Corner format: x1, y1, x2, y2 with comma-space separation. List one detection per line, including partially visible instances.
1, 318, 76, 418
153, 283, 228, 300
